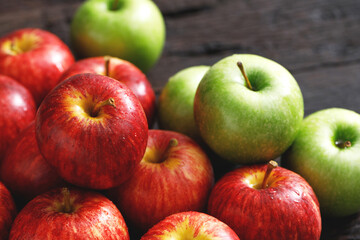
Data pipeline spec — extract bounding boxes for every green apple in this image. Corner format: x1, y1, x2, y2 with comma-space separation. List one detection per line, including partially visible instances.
158, 65, 210, 141
70, 0, 165, 72
282, 108, 360, 217
194, 54, 304, 164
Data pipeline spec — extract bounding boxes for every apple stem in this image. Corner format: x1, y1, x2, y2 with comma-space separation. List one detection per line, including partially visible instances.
10, 41, 21, 54
104, 56, 111, 76
162, 138, 178, 160
111, 0, 119, 10
335, 140, 352, 149
237, 62, 253, 90
91, 98, 116, 117
261, 160, 278, 189
61, 188, 72, 213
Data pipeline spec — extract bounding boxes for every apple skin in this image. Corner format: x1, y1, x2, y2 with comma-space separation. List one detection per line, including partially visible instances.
9, 187, 129, 240
71, 0, 165, 72
0, 74, 36, 161
36, 73, 148, 189
108, 129, 214, 232
0, 28, 75, 105
0, 182, 17, 240
0, 121, 66, 204
207, 163, 321, 240
282, 108, 360, 217
158, 65, 210, 141
141, 211, 240, 240
59, 56, 156, 126
194, 54, 304, 164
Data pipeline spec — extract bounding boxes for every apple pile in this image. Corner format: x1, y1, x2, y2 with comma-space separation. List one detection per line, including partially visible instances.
0, 0, 359, 239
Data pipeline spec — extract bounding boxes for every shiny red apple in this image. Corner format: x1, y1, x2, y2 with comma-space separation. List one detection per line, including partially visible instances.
108, 130, 214, 232
9, 188, 129, 240
0, 28, 75, 105
0, 181, 16, 240
141, 211, 240, 240
59, 56, 156, 126
36, 73, 148, 189
207, 161, 322, 240
0, 74, 36, 161
0, 121, 65, 204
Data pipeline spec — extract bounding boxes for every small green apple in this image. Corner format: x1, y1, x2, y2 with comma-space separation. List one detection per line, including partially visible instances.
282, 108, 360, 217
194, 54, 304, 164
70, 0, 165, 72
158, 65, 210, 141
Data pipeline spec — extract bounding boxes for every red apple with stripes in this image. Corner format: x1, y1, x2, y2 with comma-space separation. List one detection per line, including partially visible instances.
0, 28, 75, 105
141, 211, 240, 240
9, 188, 129, 240
0, 181, 16, 240
36, 73, 148, 189
59, 56, 156, 126
108, 130, 214, 232
207, 161, 321, 240
0, 121, 65, 204
0, 74, 36, 161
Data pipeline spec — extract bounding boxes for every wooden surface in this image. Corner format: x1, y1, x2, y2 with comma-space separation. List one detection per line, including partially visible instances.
1, 0, 360, 239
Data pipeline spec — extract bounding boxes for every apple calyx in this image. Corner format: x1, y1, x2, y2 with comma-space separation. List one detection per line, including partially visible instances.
335, 140, 352, 149
261, 160, 278, 189
3, 33, 40, 55
91, 98, 116, 117
61, 188, 74, 213
10, 42, 22, 55
237, 61, 253, 91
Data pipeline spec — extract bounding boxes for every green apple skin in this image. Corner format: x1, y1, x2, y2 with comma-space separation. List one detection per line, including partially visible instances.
71, 0, 165, 72
158, 65, 210, 141
282, 108, 360, 217
194, 54, 304, 164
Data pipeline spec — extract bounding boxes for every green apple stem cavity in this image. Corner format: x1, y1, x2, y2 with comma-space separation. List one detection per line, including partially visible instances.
61, 188, 74, 213
335, 140, 352, 149
237, 62, 253, 91
261, 160, 278, 189
109, 0, 123, 11
91, 98, 116, 117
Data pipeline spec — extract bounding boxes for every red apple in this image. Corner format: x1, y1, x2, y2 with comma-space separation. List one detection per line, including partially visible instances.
0, 121, 65, 203
207, 161, 322, 240
0, 182, 16, 240
59, 56, 156, 126
36, 73, 148, 189
0, 74, 36, 161
141, 211, 240, 240
0, 28, 75, 105
108, 129, 214, 232
9, 187, 129, 240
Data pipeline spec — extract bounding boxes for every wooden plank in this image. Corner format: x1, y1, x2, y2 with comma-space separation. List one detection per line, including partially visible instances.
0, 2, 81, 44
154, 0, 218, 15
295, 62, 360, 116
148, 0, 360, 90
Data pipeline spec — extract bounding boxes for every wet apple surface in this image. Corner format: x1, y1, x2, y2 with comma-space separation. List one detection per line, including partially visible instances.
36, 73, 148, 189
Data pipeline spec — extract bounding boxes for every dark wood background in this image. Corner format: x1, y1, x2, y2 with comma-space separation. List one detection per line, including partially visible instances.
1, 0, 360, 239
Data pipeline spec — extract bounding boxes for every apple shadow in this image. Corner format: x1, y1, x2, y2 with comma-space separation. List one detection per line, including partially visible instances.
321, 213, 360, 240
